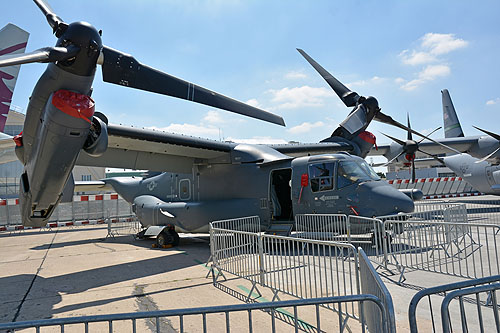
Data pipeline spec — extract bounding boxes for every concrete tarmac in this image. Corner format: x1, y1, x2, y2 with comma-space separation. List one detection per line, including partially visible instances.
0, 202, 498, 332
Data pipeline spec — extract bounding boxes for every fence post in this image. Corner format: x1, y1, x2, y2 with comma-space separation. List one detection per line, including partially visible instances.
258, 234, 265, 286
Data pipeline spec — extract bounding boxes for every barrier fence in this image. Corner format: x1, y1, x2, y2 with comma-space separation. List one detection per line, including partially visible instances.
388, 177, 477, 196
427, 197, 500, 225
0, 295, 389, 333
292, 201, 499, 283
408, 275, 500, 333
358, 248, 396, 333
210, 216, 396, 332
106, 214, 142, 239
0, 194, 133, 229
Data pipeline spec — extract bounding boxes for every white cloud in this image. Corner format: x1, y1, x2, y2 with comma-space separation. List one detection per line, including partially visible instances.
421, 33, 468, 55
148, 124, 219, 138
284, 70, 307, 80
245, 98, 262, 108
401, 64, 450, 91
267, 85, 332, 109
225, 136, 288, 144
400, 33, 468, 66
347, 76, 386, 87
486, 98, 500, 106
287, 121, 325, 135
202, 110, 226, 124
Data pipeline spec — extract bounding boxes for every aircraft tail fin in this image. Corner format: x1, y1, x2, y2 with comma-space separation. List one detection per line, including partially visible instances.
0, 24, 29, 132
442, 89, 464, 138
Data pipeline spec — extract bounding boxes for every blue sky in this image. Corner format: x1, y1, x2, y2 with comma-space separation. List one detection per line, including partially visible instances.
4, 1, 500, 161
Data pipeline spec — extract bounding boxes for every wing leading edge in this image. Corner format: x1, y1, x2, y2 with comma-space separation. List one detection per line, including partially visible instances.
76, 124, 233, 173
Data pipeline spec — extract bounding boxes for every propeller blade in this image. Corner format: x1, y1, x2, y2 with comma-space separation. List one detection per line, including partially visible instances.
100, 46, 285, 126
380, 132, 406, 146
297, 48, 360, 107
0, 45, 79, 67
383, 150, 405, 166
411, 159, 416, 183
407, 113, 412, 141
473, 126, 500, 141
476, 146, 500, 163
33, 0, 67, 35
374, 111, 460, 154
417, 126, 441, 144
417, 148, 445, 165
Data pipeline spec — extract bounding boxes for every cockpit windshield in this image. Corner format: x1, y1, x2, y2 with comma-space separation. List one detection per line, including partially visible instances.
337, 160, 380, 188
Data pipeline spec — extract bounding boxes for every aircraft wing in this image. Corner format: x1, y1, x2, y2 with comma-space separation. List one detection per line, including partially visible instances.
0, 133, 17, 164
370, 136, 481, 157
76, 124, 233, 173
269, 142, 354, 157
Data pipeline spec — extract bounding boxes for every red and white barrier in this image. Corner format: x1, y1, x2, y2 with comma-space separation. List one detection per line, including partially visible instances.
0, 216, 136, 233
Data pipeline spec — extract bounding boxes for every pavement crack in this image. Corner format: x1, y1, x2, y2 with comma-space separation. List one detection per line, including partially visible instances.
133, 284, 177, 333
12, 230, 58, 322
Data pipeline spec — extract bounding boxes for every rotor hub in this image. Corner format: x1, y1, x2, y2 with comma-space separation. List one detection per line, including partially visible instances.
56, 21, 102, 76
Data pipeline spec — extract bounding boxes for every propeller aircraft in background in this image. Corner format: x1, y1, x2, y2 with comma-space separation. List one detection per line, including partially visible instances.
373, 89, 500, 194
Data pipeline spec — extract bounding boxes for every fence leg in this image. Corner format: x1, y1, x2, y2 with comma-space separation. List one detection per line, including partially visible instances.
258, 235, 265, 286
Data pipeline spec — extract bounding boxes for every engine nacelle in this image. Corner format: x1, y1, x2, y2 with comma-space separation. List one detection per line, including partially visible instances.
83, 115, 108, 157
20, 89, 95, 227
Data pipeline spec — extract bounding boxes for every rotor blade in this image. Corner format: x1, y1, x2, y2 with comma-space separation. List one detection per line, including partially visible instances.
33, 0, 66, 34
383, 150, 405, 166
417, 148, 445, 165
407, 113, 412, 141
411, 159, 416, 183
296, 48, 360, 107
374, 111, 461, 154
475, 146, 500, 163
0, 45, 79, 67
472, 126, 500, 141
100, 46, 285, 126
417, 126, 442, 144
380, 132, 406, 146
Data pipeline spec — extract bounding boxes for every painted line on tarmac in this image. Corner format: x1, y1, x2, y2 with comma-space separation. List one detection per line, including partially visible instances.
12, 230, 58, 322
236, 285, 314, 330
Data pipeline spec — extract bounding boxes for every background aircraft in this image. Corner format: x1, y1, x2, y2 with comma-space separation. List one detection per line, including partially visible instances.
374, 89, 500, 194
0, 24, 29, 164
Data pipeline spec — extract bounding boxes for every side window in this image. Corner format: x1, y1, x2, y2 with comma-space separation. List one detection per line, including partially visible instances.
308, 162, 335, 192
179, 179, 191, 200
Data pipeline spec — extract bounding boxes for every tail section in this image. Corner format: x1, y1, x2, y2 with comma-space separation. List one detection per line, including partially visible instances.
442, 89, 464, 138
0, 24, 29, 132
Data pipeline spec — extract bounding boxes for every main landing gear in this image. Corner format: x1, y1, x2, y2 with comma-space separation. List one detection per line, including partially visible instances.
156, 225, 180, 247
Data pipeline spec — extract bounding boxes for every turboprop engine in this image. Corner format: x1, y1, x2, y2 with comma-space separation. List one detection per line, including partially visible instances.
18, 90, 107, 227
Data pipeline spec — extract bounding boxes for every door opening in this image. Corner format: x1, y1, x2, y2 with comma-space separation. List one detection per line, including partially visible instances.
270, 169, 293, 221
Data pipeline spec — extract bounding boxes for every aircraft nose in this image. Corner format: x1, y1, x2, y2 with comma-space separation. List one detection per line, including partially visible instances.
360, 183, 414, 216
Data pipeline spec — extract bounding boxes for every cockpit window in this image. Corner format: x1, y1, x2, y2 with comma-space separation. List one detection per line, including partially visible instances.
309, 162, 335, 192
358, 160, 381, 181
337, 160, 379, 188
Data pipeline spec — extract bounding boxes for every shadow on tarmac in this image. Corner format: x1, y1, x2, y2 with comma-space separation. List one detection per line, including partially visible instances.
0, 236, 211, 323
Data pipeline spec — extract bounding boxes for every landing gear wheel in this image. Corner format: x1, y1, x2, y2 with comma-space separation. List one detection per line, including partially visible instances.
156, 228, 180, 247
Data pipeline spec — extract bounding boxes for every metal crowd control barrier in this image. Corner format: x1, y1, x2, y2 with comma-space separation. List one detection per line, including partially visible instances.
429, 197, 500, 225
408, 275, 500, 333
210, 218, 360, 320
105, 214, 141, 239
358, 248, 396, 333
0, 194, 133, 227
0, 295, 389, 333
379, 218, 500, 282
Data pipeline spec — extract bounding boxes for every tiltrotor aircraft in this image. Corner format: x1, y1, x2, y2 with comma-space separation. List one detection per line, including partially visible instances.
373, 89, 500, 195
0, 2, 430, 245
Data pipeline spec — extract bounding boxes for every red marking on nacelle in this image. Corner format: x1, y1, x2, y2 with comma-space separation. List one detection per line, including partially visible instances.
51, 89, 95, 123
358, 131, 377, 149
13, 131, 23, 147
